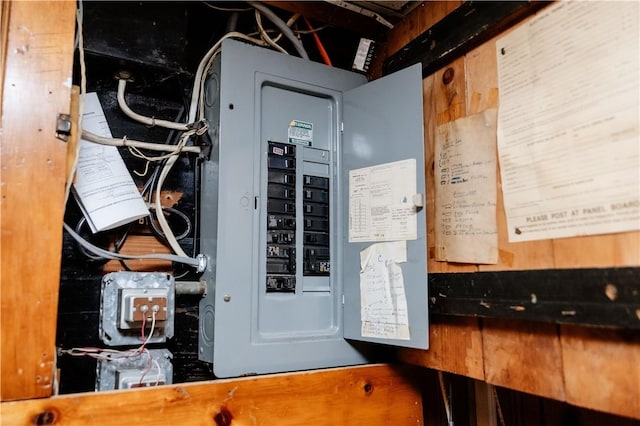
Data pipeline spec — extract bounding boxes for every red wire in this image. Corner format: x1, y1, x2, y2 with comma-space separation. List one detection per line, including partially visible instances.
303, 16, 332, 67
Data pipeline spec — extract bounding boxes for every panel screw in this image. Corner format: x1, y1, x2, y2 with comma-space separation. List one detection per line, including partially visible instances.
223, 295, 231, 302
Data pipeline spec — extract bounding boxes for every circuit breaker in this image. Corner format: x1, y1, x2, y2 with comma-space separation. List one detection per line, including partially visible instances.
199, 39, 428, 378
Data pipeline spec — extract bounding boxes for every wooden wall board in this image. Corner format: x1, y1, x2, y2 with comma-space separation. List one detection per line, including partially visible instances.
482, 319, 565, 402
427, 59, 477, 274
463, 33, 556, 272
387, 0, 640, 274
377, 0, 640, 417
560, 325, 640, 419
398, 316, 484, 380
0, 364, 424, 426
0, 0, 76, 401
553, 233, 640, 269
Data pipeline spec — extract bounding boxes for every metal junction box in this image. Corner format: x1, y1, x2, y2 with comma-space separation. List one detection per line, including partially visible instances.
199, 39, 428, 377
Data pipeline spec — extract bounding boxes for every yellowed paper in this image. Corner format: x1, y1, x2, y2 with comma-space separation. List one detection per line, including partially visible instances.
349, 159, 417, 242
360, 241, 410, 340
435, 109, 499, 264
496, 2, 639, 242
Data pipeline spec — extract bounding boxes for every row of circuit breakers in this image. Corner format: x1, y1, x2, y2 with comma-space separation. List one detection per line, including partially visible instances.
96, 39, 428, 386
266, 141, 331, 292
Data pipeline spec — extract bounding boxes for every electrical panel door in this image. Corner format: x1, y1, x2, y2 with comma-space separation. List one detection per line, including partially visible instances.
199, 39, 427, 378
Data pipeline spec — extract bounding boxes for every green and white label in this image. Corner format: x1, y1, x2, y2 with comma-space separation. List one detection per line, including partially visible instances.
288, 120, 313, 146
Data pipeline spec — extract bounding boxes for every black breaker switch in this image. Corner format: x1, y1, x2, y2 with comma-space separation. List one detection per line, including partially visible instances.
266, 142, 297, 292
303, 175, 330, 276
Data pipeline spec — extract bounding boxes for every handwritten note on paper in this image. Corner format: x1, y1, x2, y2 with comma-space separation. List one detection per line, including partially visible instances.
360, 241, 410, 340
435, 109, 498, 264
496, 2, 639, 242
73, 93, 149, 233
349, 159, 417, 242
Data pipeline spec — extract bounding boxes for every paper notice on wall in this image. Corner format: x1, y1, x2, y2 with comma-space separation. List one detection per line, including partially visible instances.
349, 159, 417, 242
435, 109, 499, 263
360, 241, 410, 340
496, 1, 639, 242
73, 93, 149, 233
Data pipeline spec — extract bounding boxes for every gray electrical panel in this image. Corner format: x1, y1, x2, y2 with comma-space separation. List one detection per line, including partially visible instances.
199, 39, 427, 378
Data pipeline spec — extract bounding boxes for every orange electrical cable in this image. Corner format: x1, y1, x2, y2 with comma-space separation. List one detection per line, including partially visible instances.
303, 16, 332, 67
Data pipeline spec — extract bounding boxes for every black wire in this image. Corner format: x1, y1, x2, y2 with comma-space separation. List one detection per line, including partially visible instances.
114, 224, 133, 271
72, 216, 137, 264
74, 216, 106, 260
148, 207, 193, 241
173, 155, 201, 281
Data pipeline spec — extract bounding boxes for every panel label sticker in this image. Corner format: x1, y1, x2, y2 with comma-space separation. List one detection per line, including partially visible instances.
288, 120, 313, 146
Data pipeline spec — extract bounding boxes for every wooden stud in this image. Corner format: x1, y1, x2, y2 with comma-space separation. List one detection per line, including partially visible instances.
0, 0, 76, 401
0, 364, 424, 426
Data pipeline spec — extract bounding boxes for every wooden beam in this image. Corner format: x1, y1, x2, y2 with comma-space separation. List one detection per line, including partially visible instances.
0, 0, 76, 401
264, 1, 389, 38
0, 364, 424, 425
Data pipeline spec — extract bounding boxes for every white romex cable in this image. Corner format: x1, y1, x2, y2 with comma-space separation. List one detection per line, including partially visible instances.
117, 79, 192, 131
81, 130, 202, 154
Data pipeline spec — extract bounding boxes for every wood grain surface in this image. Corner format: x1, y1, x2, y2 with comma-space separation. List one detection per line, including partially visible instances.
1, 0, 76, 401
0, 364, 424, 426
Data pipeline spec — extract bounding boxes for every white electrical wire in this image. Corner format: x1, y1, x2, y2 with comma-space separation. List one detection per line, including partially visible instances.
117, 79, 194, 131
187, 31, 270, 124
61, 312, 157, 366
105, 23, 303, 265
255, 10, 289, 55
154, 155, 187, 257
248, 2, 309, 60
63, 222, 204, 269
152, 358, 162, 386
254, 10, 300, 55
202, 2, 252, 12
81, 130, 202, 154
142, 310, 157, 346
438, 371, 454, 426
60, 347, 150, 361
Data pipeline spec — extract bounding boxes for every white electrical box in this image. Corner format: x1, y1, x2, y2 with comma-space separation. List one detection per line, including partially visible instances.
199, 40, 428, 378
